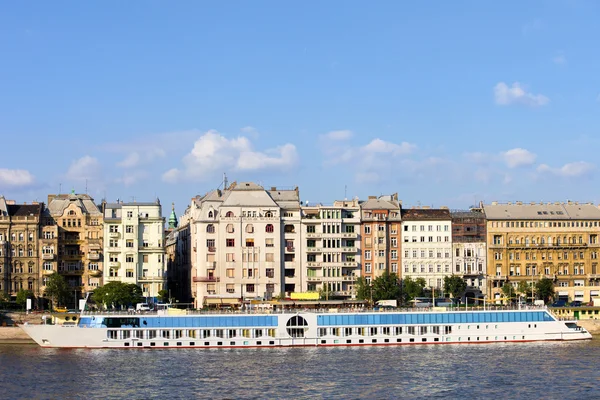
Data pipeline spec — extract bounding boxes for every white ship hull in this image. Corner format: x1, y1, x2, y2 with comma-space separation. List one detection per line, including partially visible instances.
21, 309, 591, 349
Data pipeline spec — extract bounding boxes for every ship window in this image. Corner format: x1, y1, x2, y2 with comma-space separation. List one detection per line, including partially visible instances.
286, 316, 308, 338
190, 342, 195, 346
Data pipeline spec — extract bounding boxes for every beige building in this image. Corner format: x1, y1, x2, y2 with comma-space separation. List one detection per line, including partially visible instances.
360, 195, 401, 283
183, 181, 301, 308
300, 199, 361, 299
483, 201, 600, 304
0, 197, 43, 303
45, 192, 103, 307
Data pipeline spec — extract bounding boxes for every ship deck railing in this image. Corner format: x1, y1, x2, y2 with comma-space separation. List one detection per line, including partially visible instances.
80, 305, 549, 317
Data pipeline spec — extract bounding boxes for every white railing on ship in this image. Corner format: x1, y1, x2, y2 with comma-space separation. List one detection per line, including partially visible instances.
80, 305, 548, 316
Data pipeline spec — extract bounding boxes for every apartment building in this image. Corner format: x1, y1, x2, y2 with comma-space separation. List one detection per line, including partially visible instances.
0, 196, 43, 302
300, 199, 361, 299
451, 209, 487, 298
102, 200, 166, 300
400, 207, 452, 290
45, 192, 103, 306
483, 201, 600, 304
185, 182, 300, 308
360, 195, 401, 284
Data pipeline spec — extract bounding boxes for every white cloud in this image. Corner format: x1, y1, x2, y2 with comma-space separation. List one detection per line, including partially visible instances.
65, 156, 101, 181
163, 130, 298, 182
320, 130, 353, 141
522, 18, 542, 36
537, 161, 594, 178
502, 148, 537, 168
241, 126, 259, 139
0, 169, 35, 187
117, 148, 166, 168
115, 170, 149, 186
494, 82, 549, 107
553, 54, 566, 65
362, 139, 416, 155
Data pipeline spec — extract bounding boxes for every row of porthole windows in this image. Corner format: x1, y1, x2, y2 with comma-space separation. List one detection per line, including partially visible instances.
317, 326, 451, 337
449, 336, 525, 342
461, 324, 537, 329
124, 340, 277, 347
107, 328, 277, 340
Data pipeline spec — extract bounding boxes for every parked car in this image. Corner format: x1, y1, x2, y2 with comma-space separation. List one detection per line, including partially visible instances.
551, 300, 567, 307
570, 301, 582, 307
136, 303, 151, 312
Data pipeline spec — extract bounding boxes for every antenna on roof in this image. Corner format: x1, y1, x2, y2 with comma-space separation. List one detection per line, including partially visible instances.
59, 183, 62, 195
223, 173, 228, 190
344, 185, 347, 200
85, 179, 88, 194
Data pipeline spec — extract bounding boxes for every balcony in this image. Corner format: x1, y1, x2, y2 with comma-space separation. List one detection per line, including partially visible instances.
306, 233, 321, 238
342, 261, 358, 267
306, 247, 322, 253
139, 276, 165, 282
88, 253, 101, 261
342, 247, 357, 253
306, 276, 322, 282
42, 253, 54, 260
89, 269, 102, 276
342, 232, 358, 239
193, 276, 220, 283
42, 269, 55, 275
206, 261, 216, 269
588, 274, 600, 279
286, 246, 295, 253
108, 261, 120, 268
109, 232, 120, 238
307, 262, 322, 268
88, 239, 102, 249
342, 275, 356, 282
208, 247, 216, 253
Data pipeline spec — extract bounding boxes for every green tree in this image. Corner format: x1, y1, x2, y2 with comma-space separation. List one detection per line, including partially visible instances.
92, 282, 143, 309
44, 272, 70, 310
402, 277, 426, 303
16, 289, 34, 309
355, 277, 372, 303
535, 278, 555, 304
157, 289, 169, 303
371, 271, 401, 303
517, 281, 535, 302
501, 283, 516, 304
0, 291, 10, 309
443, 275, 467, 299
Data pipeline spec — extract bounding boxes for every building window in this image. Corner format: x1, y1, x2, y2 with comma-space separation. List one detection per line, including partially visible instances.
126, 240, 134, 248
265, 224, 274, 233
226, 224, 234, 233
245, 284, 255, 293
207, 224, 215, 233
126, 255, 134, 263
226, 239, 235, 247
126, 270, 134, 278
365, 250, 371, 260
365, 263, 371, 273
364, 226, 371, 234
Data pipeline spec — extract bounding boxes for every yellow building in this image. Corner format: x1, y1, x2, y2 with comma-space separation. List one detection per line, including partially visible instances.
483, 201, 600, 304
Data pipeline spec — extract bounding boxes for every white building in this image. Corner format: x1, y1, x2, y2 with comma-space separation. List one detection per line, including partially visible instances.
102, 200, 166, 300
300, 199, 361, 299
185, 182, 301, 308
401, 208, 453, 290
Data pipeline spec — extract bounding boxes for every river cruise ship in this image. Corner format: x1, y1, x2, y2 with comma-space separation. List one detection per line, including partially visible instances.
21, 306, 591, 349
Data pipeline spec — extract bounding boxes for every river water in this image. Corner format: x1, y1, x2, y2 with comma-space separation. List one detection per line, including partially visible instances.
1, 339, 599, 399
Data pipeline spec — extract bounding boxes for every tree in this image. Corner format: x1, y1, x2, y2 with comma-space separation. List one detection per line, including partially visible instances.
371, 271, 401, 303
355, 277, 372, 303
535, 278, 555, 304
92, 282, 143, 309
517, 281, 535, 302
402, 277, 426, 303
443, 275, 467, 299
16, 289, 34, 310
0, 292, 10, 309
501, 283, 516, 304
157, 289, 169, 303
44, 273, 70, 310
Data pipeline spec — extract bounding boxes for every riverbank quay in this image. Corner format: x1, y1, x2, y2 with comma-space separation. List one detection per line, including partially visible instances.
0, 327, 34, 344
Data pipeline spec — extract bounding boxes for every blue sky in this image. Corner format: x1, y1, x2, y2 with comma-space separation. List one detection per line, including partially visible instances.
1, 1, 600, 217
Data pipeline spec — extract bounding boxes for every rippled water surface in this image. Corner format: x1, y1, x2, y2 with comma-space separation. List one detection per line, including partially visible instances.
1, 339, 599, 399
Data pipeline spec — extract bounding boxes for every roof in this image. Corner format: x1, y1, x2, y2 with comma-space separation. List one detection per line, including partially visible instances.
401, 208, 452, 220
483, 202, 600, 220
7, 203, 42, 217
46, 193, 102, 216
451, 210, 486, 219
0, 196, 8, 216
360, 196, 400, 210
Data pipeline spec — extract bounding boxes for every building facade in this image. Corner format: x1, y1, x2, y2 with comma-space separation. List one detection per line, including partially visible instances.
0, 197, 43, 302
102, 200, 166, 301
185, 182, 300, 308
300, 199, 361, 299
483, 201, 600, 304
400, 208, 452, 290
45, 192, 104, 306
360, 195, 401, 284
451, 209, 487, 299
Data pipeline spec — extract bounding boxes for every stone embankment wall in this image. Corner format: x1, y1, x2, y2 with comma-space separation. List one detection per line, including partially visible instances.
0, 327, 34, 343
578, 319, 600, 335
